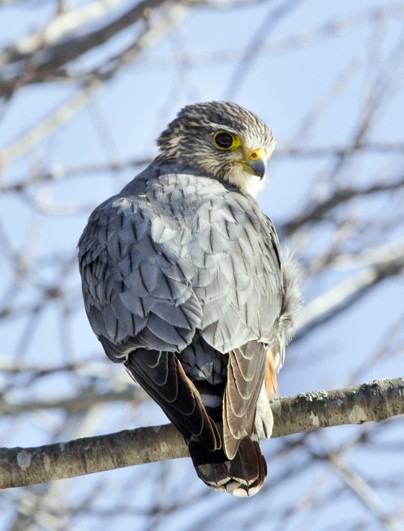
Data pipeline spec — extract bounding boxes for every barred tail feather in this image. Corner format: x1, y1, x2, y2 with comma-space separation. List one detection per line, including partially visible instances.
188, 437, 267, 497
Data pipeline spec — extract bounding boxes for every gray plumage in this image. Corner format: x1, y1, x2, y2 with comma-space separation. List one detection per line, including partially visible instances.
78, 101, 301, 497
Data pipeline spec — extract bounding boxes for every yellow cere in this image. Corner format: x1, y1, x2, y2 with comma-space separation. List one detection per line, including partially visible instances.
245, 148, 267, 161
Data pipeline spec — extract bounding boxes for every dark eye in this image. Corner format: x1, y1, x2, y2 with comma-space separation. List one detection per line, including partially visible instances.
213, 131, 235, 149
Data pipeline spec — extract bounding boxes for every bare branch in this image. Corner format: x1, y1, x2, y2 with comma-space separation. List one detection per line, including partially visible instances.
1, 158, 151, 194
224, 0, 304, 99
0, 0, 169, 73
0, 81, 103, 170
276, 142, 404, 158
1, 377, 402, 489
297, 245, 404, 336
283, 176, 404, 235
0, 388, 144, 416
328, 454, 403, 531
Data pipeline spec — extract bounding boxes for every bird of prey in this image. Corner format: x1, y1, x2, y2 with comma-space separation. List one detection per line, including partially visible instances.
78, 101, 301, 497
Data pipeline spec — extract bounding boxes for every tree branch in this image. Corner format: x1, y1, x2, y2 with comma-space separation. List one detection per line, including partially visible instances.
296, 248, 404, 338
282, 176, 404, 235
1, 377, 403, 489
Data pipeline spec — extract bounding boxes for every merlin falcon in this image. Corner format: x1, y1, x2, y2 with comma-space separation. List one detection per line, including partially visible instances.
78, 101, 301, 497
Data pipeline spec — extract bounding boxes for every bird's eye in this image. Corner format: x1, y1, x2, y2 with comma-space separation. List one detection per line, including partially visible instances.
213, 131, 237, 150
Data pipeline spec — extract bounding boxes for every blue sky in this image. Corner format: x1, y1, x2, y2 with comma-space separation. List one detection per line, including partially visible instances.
1, 1, 403, 529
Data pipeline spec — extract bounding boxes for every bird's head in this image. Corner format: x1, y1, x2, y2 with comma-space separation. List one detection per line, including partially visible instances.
156, 101, 275, 197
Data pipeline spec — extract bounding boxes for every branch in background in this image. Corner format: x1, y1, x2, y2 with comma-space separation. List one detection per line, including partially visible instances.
142, 6, 403, 69
0, 388, 144, 416
282, 176, 404, 235
3, 151, 402, 196
296, 246, 404, 338
0, 0, 121, 62
327, 453, 402, 530
0, 81, 103, 170
0, 158, 151, 194
0, 0, 171, 86
1, 377, 403, 489
0, 6, 190, 169
276, 143, 404, 158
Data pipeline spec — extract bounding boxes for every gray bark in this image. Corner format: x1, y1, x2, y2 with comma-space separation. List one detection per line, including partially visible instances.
1, 377, 403, 489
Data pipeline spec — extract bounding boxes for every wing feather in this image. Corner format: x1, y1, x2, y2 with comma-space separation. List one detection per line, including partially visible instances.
125, 349, 221, 451
223, 342, 267, 460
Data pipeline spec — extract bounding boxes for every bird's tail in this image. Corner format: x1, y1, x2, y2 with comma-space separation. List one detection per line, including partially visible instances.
188, 436, 267, 497
123, 344, 269, 497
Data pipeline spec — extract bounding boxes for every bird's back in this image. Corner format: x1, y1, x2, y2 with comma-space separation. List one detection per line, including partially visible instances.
79, 168, 283, 358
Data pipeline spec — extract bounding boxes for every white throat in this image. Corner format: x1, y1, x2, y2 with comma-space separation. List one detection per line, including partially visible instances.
225, 166, 266, 198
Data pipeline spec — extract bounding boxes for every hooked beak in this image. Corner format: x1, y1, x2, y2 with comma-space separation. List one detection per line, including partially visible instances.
241, 148, 267, 179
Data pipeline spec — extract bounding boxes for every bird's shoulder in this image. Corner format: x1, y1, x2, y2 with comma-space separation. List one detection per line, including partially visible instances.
78, 164, 283, 354
79, 164, 277, 245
